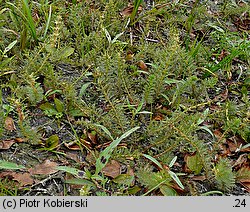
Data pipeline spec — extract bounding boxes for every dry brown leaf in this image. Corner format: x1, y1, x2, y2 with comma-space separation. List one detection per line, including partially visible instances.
233, 15, 250, 31
219, 143, 233, 156
29, 159, 58, 175
65, 152, 81, 163
213, 89, 228, 102
225, 136, 249, 154
218, 49, 228, 61
4, 116, 16, 131
153, 114, 164, 121
32, 8, 39, 22
64, 141, 81, 150
190, 175, 207, 181
213, 129, 223, 139
210, 104, 221, 111
87, 131, 98, 145
127, 165, 135, 186
12, 172, 34, 186
0, 139, 15, 150
236, 166, 250, 192
227, 139, 238, 153
137, 60, 148, 71
120, 4, 143, 17
240, 178, 250, 183
0, 137, 26, 150
232, 154, 248, 169
171, 183, 185, 193
0, 171, 14, 179
241, 147, 250, 153
16, 105, 24, 122
14, 137, 26, 143
102, 160, 121, 178
80, 138, 93, 149
237, 166, 250, 180
0, 171, 33, 187
240, 182, 250, 193
120, 5, 133, 17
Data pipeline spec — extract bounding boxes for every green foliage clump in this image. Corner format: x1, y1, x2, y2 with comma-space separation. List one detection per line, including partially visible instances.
0, 0, 249, 196
17, 83, 44, 106
18, 120, 41, 145
213, 158, 235, 192
137, 167, 177, 196
0, 178, 18, 196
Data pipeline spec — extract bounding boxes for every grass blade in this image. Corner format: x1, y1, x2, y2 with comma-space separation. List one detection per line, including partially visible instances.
0, 160, 25, 170
95, 124, 114, 141
95, 126, 140, 174
168, 170, 184, 190
130, 0, 143, 23
169, 156, 177, 168
22, 0, 38, 43
143, 154, 163, 169
65, 179, 95, 186
56, 166, 86, 178
43, 5, 52, 39
117, 126, 140, 143
3, 40, 17, 55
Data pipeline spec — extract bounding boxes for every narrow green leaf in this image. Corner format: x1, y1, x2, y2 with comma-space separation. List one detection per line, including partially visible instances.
45, 89, 62, 97
40, 102, 58, 116
113, 174, 134, 185
95, 126, 140, 174
169, 156, 177, 168
3, 40, 17, 55
165, 79, 182, 85
95, 124, 114, 141
143, 178, 169, 196
199, 125, 214, 138
130, 0, 143, 23
43, 5, 52, 39
0, 8, 8, 15
57, 47, 75, 59
117, 126, 140, 143
0, 160, 25, 170
56, 166, 85, 178
240, 143, 250, 150
160, 185, 178, 196
138, 111, 152, 114
112, 32, 124, 44
207, 22, 225, 33
161, 93, 171, 103
22, 0, 37, 42
79, 82, 92, 97
143, 154, 163, 169
186, 153, 203, 175
168, 170, 184, 190
0, 57, 15, 68
197, 108, 209, 125
135, 99, 144, 114
65, 178, 95, 186
127, 186, 141, 195
104, 126, 140, 153
201, 191, 224, 196
104, 28, 111, 43
45, 134, 59, 150
54, 98, 64, 113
